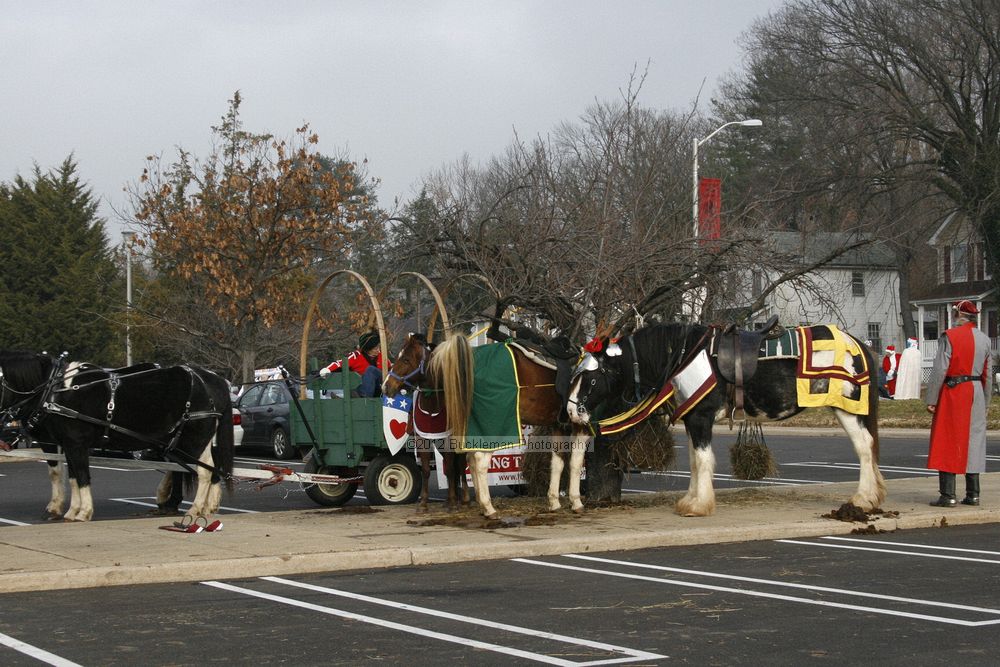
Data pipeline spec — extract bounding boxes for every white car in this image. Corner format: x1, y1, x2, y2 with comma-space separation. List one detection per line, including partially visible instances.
232, 407, 244, 448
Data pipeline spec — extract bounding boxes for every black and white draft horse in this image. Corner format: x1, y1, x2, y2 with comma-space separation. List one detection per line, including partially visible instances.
567, 323, 885, 516
0, 351, 234, 521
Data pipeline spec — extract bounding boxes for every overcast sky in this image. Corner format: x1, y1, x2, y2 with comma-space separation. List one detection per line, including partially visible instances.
2, 1, 784, 242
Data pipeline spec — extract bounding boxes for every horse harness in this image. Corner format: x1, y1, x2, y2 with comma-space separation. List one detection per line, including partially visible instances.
5, 356, 224, 476
574, 318, 781, 422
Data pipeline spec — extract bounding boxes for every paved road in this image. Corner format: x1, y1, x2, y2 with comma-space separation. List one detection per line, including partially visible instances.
2, 430, 994, 526
3, 523, 999, 665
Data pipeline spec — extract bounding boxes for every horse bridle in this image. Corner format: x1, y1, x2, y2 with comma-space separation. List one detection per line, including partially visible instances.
0, 352, 68, 428
387, 342, 429, 391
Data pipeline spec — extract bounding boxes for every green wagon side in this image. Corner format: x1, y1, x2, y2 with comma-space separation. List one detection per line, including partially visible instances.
288, 363, 421, 508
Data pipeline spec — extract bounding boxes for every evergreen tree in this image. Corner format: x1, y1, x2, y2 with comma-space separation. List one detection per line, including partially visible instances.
0, 158, 119, 362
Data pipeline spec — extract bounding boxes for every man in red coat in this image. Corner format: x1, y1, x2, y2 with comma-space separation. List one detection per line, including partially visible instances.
925, 300, 991, 507
881, 345, 901, 397
319, 331, 388, 397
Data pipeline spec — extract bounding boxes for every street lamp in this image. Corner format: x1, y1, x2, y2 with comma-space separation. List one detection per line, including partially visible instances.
692, 119, 762, 236
122, 231, 137, 366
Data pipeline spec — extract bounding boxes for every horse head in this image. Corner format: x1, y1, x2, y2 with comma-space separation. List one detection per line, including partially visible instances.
566, 336, 627, 425
382, 333, 431, 397
0, 351, 56, 417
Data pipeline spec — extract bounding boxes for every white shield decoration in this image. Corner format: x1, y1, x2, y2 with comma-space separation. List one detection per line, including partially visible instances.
382, 393, 412, 455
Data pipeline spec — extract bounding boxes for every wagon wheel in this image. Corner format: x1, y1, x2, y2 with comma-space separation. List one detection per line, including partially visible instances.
299, 269, 389, 400
364, 454, 422, 505
425, 273, 502, 342
373, 271, 451, 344
303, 460, 358, 507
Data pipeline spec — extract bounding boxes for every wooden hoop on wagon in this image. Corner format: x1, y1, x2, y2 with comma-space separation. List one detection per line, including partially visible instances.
425, 273, 502, 342
299, 269, 388, 400
373, 272, 451, 343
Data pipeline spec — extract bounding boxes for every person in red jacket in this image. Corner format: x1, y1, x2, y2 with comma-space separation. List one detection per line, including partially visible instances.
925, 300, 991, 507
881, 345, 901, 397
319, 331, 388, 397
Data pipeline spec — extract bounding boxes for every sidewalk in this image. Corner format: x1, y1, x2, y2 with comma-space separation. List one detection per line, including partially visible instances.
2, 472, 998, 594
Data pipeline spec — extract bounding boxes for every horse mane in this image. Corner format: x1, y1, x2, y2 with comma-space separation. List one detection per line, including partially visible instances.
629, 322, 707, 387
428, 335, 474, 446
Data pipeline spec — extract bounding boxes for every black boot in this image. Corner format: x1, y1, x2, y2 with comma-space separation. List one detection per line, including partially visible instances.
930, 472, 957, 507
962, 474, 980, 506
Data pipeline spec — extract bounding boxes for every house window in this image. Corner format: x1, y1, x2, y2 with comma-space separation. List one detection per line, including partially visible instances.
852, 271, 865, 297
951, 244, 969, 282
867, 323, 881, 352
752, 270, 763, 298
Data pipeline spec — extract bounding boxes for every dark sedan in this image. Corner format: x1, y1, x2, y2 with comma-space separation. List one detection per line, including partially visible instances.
235, 381, 298, 460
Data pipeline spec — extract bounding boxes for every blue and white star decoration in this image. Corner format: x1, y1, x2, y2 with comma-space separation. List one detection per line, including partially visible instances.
382, 394, 412, 412
382, 391, 413, 455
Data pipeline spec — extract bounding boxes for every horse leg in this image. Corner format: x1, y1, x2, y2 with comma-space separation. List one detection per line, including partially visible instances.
43, 456, 65, 520
456, 452, 470, 506
418, 452, 431, 512
833, 409, 886, 510
547, 451, 564, 511
156, 472, 185, 514
441, 452, 456, 511
62, 445, 94, 521
186, 441, 216, 519
468, 451, 498, 519
676, 421, 716, 517
565, 432, 587, 513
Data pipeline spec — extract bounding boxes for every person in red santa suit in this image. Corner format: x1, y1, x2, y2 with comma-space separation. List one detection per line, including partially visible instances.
319, 331, 388, 397
881, 345, 901, 398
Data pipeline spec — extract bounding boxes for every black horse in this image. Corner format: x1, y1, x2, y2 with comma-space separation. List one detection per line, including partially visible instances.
566, 322, 884, 516
0, 351, 234, 521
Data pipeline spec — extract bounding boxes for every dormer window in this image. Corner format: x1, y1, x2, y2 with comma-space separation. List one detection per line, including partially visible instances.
951, 244, 969, 282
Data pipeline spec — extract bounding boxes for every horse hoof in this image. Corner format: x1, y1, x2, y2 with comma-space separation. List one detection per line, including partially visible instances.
484, 512, 499, 521
572, 508, 584, 515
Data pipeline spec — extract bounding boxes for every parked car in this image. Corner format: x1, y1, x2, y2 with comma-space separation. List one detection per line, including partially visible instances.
235, 381, 297, 460
231, 407, 244, 449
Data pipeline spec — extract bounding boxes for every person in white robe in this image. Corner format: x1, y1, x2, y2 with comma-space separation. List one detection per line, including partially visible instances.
894, 337, 922, 400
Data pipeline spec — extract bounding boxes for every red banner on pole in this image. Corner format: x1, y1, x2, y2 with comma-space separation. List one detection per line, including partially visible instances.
698, 178, 722, 241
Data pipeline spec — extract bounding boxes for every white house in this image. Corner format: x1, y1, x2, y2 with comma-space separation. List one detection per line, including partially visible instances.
723, 231, 902, 350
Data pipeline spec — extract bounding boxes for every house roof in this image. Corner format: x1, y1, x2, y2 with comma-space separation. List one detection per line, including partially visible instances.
910, 280, 995, 306
768, 231, 896, 268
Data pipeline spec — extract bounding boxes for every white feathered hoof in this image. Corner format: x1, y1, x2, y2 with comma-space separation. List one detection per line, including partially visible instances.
675, 496, 715, 517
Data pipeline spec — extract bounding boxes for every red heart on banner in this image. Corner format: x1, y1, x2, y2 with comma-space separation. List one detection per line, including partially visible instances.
389, 419, 408, 439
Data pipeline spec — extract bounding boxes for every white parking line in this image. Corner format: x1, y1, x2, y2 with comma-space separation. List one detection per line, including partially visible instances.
109, 497, 258, 513
514, 556, 1000, 627
785, 461, 936, 475
204, 579, 664, 666
0, 517, 30, 526
821, 536, 1000, 557
639, 471, 817, 486
0, 631, 81, 666
777, 538, 1000, 564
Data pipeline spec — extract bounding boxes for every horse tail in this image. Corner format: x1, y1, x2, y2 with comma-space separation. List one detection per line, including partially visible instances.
214, 394, 235, 491
860, 339, 881, 464
193, 367, 235, 491
431, 335, 475, 448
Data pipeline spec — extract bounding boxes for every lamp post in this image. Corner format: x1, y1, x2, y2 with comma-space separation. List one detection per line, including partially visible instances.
692, 119, 762, 237
122, 231, 136, 366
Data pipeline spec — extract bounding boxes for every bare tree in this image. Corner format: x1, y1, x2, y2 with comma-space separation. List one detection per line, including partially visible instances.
717, 0, 1000, 325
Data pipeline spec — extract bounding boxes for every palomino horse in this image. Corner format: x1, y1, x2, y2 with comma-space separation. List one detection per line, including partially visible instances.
567, 322, 884, 516
383, 334, 469, 511
384, 334, 589, 519
0, 351, 234, 521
